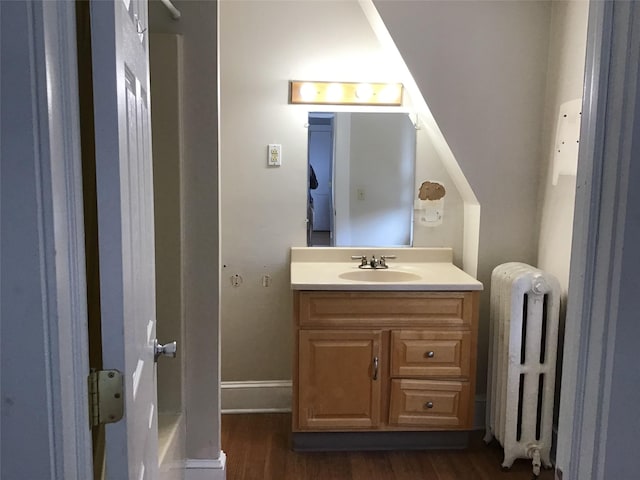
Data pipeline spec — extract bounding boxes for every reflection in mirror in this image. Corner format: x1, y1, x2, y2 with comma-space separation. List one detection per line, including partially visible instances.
307, 112, 416, 247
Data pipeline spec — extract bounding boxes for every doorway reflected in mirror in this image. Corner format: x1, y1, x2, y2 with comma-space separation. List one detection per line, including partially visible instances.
308, 113, 334, 246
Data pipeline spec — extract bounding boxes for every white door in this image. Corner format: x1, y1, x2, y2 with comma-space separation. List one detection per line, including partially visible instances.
91, 1, 158, 479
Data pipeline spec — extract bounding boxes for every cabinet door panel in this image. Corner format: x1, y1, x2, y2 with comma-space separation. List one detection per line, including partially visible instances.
298, 330, 382, 430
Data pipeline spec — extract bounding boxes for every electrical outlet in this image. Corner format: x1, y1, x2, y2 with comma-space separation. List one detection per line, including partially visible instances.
357, 188, 365, 200
267, 144, 282, 166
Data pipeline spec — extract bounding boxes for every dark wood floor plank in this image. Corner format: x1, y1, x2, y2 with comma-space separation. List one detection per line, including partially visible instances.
222, 413, 555, 480
446, 452, 484, 479
428, 451, 459, 480
282, 444, 308, 480
262, 414, 296, 480
350, 451, 395, 480
388, 451, 437, 480
300, 451, 352, 480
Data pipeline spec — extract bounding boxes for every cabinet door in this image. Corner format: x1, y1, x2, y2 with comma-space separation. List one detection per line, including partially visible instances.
298, 330, 382, 430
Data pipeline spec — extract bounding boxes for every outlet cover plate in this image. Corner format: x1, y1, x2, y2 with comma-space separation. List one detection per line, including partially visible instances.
268, 144, 282, 166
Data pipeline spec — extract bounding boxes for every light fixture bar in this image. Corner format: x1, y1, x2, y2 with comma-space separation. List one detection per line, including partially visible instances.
289, 81, 403, 106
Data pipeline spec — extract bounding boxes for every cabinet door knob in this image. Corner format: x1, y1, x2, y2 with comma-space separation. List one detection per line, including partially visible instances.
424, 401, 434, 409
425, 351, 435, 358
373, 356, 379, 380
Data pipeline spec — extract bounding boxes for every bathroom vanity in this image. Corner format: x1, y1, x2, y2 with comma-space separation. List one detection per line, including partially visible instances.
290, 247, 482, 450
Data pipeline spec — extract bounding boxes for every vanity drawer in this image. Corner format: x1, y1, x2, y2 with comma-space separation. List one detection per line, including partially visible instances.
390, 330, 471, 378
388, 379, 471, 428
298, 291, 473, 328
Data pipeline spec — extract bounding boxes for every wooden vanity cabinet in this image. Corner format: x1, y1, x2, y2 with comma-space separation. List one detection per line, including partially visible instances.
293, 290, 480, 434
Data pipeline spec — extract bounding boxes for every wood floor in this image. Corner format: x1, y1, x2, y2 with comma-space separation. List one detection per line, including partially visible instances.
221, 413, 555, 480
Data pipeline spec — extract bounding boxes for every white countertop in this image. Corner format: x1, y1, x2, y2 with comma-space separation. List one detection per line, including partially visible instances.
290, 247, 483, 291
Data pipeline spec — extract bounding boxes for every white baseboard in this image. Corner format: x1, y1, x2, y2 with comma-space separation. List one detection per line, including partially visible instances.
185, 453, 226, 480
221, 380, 292, 413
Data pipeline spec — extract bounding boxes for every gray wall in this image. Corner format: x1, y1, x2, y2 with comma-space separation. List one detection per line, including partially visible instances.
149, 0, 220, 461
374, 0, 552, 392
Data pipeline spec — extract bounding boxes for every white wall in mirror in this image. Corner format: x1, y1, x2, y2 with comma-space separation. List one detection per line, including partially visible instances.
334, 112, 415, 246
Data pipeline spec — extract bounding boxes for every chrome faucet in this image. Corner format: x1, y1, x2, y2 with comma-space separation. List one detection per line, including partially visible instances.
351, 254, 397, 269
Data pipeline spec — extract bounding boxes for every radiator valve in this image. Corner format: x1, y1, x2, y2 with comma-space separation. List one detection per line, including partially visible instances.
527, 445, 542, 477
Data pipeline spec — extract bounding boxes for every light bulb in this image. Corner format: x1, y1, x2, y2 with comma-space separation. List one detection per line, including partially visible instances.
355, 83, 373, 101
299, 83, 317, 102
379, 84, 401, 103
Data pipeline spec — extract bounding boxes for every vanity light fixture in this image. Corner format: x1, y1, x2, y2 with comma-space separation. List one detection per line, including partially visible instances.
289, 81, 403, 106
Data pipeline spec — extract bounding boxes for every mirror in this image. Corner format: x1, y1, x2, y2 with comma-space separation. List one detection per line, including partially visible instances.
307, 112, 416, 247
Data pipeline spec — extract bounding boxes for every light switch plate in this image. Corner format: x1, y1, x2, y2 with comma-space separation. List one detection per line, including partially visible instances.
267, 144, 282, 166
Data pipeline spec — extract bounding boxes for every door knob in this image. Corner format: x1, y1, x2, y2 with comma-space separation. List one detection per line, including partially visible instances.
154, 339, 177, 362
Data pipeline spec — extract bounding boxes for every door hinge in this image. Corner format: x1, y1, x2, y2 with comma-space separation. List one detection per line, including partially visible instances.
88, 369, 124, 429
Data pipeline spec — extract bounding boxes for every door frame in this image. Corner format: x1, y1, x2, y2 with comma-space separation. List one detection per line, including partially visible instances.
39, 1, 94, 477
556, 1, 640, 478
1, 0, 92, 478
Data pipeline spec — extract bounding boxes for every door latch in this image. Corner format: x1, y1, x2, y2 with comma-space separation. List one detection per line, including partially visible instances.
154, 339, 177, 362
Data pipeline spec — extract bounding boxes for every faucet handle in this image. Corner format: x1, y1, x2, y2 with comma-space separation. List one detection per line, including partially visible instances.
379, 255, 396, 267
351, 255, 368, 267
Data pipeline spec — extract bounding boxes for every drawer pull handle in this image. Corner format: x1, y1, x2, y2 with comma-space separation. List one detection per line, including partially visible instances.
425, 351, 435, 358
373, 356, 379, 380
424, 401, 434, 409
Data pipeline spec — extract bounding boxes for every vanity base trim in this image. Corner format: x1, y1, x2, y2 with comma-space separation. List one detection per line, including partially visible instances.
291, 431, 470, 452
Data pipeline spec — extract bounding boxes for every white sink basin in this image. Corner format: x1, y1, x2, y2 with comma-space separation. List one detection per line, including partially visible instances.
338, 270, 422, 282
